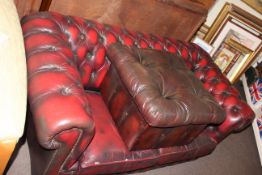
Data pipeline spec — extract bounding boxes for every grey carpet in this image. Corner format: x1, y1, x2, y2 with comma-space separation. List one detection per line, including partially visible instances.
6, 125, 262, 175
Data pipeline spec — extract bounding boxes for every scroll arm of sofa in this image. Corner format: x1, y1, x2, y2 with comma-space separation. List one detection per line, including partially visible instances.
26, 45, 95, 172
183, 43, 255, 143
22, 14, 95, 171
204, 98, 254, 143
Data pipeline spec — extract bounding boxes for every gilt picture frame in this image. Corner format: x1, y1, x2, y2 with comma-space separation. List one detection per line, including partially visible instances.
204, 3, 262, 83
242, 0, 262, 14
213, 41, 242, 73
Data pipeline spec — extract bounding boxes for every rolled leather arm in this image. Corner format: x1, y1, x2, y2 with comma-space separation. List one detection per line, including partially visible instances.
175, 42, 254, 143
22, 14, 95, 171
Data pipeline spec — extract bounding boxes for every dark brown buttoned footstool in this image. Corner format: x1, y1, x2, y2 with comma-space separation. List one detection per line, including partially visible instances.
101, 44, 226, 150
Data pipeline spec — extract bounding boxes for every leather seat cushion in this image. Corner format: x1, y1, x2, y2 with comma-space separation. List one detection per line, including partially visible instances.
106, 44, 225, 127
100, 44, 225, 150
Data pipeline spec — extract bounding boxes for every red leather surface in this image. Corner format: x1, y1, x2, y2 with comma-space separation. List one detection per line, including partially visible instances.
22, 12, 254, 174
77, 92, 217, 175
80, 92, 128, 166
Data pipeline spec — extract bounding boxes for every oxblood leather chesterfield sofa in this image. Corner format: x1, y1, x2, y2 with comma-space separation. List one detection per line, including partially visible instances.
22, 12, 254, 175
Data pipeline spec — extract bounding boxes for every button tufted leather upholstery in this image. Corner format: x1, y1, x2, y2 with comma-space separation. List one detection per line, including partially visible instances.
22, 12, 254, 175
101, 44, 226, 150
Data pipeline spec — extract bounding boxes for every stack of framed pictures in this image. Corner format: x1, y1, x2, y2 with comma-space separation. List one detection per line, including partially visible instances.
204, 3, 261, 83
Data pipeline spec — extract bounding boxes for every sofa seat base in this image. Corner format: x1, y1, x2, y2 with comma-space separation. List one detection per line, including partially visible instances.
77, 92, 217, 174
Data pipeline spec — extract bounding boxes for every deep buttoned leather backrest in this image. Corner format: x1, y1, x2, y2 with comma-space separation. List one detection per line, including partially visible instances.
22, 12, 202, 89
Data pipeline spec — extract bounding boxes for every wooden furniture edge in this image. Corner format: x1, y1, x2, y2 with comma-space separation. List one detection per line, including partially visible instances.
0, 139, 17, 174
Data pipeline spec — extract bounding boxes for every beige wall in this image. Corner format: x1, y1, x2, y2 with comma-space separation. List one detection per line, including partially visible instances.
0, 0, 27, 172
0, 0, 27, 140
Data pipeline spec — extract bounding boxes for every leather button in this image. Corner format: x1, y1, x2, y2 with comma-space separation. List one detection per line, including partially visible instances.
67, 18, 72, 24
86, 52, 93, 59
50, 46, 56, 51
79, 33, 86, 40
210, 78, 219, 84
98, 36, 104, 43
164, 96, 173, 100
60, 87, 72, 96
221, 91, 230, 97
231, 106, 240, 113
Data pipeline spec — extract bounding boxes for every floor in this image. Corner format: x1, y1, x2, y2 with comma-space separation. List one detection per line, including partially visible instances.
5, 125, 262, 175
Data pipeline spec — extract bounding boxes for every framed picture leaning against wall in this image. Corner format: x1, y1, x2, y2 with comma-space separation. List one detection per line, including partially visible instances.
204, 3, 262, 83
